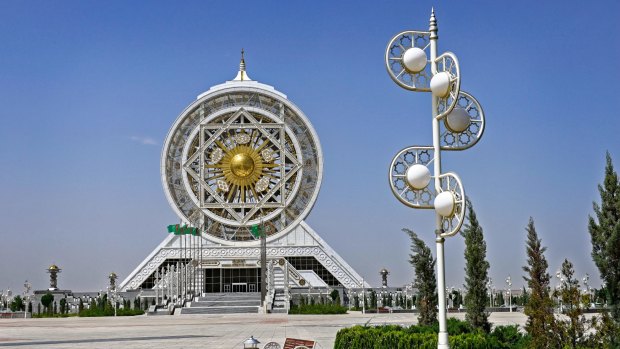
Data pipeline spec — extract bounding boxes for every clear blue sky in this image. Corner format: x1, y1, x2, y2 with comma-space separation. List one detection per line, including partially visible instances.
1, 0, 619, 294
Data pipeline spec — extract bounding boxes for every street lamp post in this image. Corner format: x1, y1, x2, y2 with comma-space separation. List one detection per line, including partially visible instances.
386, 9, 486, 349
556, 270, 565, 313
505, 276, 512, 312
23, 281, 31, 318
583, 273, 591, 307
361, 278, 366, 314
486, 278, 493, 308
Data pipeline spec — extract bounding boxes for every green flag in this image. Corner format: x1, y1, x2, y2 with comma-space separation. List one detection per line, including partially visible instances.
174, 224, 182, 235
250, 224, 262, 238
168, 224, 200, 236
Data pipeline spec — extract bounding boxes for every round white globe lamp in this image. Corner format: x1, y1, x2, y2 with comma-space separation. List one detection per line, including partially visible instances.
434, 191, 455, 217
445, 107, 471, 133
402, 48, 427, 73
430, 72, 451, 97
406, 164, 431, 190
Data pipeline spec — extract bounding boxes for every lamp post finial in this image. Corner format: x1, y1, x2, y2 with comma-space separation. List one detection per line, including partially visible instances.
430, 8, 438, 39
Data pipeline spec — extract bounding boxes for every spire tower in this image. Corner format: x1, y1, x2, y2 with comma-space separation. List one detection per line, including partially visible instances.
233, 48, 252, 81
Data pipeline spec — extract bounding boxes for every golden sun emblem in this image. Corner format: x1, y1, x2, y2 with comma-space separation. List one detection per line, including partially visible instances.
207, 133, 279, 202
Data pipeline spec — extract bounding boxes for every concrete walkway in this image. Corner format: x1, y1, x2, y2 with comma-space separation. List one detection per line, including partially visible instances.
0, 312, 528, 349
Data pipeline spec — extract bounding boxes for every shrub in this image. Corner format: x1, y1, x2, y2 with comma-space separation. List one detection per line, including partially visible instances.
78, 307, 144, 317
288, 303, 347, 314
334, 319, 529, 349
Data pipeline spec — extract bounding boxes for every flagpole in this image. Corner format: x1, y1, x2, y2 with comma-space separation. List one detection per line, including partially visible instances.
181, 226, 184, 300
177, 222, 181, 302
184, 231, 186, 299
191, 232, 194, 297
189, 232, 191, 297
199, 227, 203, 296
260, 219, 266, 308
193, 231, 196, 297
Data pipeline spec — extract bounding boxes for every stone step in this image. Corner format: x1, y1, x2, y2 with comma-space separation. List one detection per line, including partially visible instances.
195, 293, 261, 302
180, 306, 259, 315
195, 295, 261, 301
191, 300, 261, 307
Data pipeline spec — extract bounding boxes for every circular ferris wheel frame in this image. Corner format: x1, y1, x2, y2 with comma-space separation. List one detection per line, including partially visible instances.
161, 82, 323, 244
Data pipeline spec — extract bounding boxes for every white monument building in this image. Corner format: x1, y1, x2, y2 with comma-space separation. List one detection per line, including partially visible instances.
119, 53, 366, 311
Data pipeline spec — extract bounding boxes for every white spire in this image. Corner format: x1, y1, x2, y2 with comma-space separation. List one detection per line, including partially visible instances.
233, 48, 252, 81
429, 8, 438, 39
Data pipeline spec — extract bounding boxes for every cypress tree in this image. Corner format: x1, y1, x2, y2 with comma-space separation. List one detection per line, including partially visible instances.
588, 152, 620, 323
522, 217, 558, 348
462, 199, 491, 332
403, 228, 437, 326
557, 259, 586, 348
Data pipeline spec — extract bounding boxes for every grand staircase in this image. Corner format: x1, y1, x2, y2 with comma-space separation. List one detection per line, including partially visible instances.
180, 292, 261, 314
271, 266, 287, 313
175, 259, 307, 314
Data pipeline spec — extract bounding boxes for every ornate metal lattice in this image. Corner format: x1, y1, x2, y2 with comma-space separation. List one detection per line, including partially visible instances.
385, 31, 432, 91
389, 146, 435, 209
389, 148, 465, 237
436, 173, 465, 237
434, 52, 460, 120
440, 91, 485, 150
162, 88, 322, 242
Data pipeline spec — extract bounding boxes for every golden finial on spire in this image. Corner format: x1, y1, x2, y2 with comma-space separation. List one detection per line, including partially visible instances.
240, 48, 246, 71
234, 48, 251, 81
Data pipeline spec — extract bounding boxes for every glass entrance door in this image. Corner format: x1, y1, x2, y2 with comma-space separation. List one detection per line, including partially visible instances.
232, 283, 247, 292
204, 267, 261, 293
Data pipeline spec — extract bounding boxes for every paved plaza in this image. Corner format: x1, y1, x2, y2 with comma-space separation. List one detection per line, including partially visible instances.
0, 312, 529, 349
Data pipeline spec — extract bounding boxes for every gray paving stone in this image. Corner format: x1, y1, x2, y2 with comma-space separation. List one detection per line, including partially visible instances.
0, 312, 531, 349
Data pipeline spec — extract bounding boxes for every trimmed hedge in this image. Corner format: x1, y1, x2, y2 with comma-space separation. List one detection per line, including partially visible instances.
334, 319, 530, 349
288, 303, 347, 314
79, 308, 144, 317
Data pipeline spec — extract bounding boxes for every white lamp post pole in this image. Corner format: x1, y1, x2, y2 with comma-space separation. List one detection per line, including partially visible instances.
556, 270, 564, 313
583, 273, 591, 307
428, 21, 450, 345
386, 9, 486, 348
361, 278, 365, 314
23, 281, 31, 318
506, 276, 512, 312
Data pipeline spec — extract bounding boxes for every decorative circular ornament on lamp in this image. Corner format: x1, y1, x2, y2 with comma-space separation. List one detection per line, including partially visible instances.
434, 191, 455, 217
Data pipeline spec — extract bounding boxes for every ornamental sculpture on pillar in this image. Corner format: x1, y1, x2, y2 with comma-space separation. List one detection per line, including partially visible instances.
46, 264, 62, 290
380, 268, 390, 288
109, 272, 118, 290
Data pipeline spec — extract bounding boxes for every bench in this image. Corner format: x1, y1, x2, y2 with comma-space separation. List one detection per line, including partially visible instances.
283, 338, 315, 349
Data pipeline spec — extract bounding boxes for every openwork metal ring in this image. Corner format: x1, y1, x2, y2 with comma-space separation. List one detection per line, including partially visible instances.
437, 172, 465, 237
440, 90, 485, 150
434, 52, 460, 120
389, 146, 435, 209
385, 30, 432, 92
